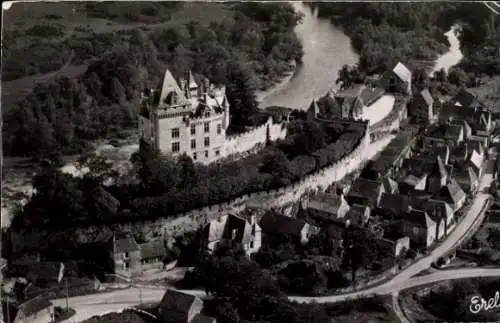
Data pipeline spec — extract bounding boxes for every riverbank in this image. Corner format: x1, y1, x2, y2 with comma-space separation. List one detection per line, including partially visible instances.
256, 60, 297, 106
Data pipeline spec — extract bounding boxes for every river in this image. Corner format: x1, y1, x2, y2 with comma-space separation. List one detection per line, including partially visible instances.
258, 2, 359, 111
430, 24, 464, 76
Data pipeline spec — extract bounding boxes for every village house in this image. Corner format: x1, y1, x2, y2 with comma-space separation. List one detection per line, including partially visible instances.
422, 199, 456, 235
379, 62, 412, 95
158, 289, 215, 323
346, 178, 385, 208
422, 123, 464, 150
400, 174, 428, 193
203, 214, 261, 257
302, 191, 351, 220
436, 179, 467, 212
426, 156, 449, 194
378, 193, 412, 217
454, 167, 480, 195
401, 209, 436, 249
409, 88, 437, 125
378, 236, 410, 258
259, 213, 315, 245
345, 204, 372, 227
451, 88, 484, 109
139, 240, 168, 269
428, 212, 446, 241
110, 233, 142, 277
382, 176, 399, 194
418, 145, 451, 166
8, 295, 54, 323
439, 103, 492, 138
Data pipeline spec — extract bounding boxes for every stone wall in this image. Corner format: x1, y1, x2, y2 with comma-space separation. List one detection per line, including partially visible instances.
223, 117, 287, 156
370, 96, 409, 138
87, 127, 371, 239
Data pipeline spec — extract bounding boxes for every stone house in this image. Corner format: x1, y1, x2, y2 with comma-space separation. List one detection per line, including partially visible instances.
303, 191, 351, 220
402, 209, 436, 248
423, 124, 464, 150
409, 88, 437, 125
422, 199, 455, 235
426, 156, 449, 194
139, 240, 168, 269
428, 212, 446, 241
11, 295, 54, 323
378, 236, 410, 258
451, 89, 483, 109
454, 167, 479, 195
345, 204, 371, 227
346, 178, 385, 208
436, 179, 467, 212
158, 289, 215, 323
110, 233, 141, 277
203, 214, 261, 257
379, 62, 412, 95
259, 214, 315, 245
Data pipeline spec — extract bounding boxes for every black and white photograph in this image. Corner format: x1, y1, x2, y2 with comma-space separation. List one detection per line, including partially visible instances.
1, 1, 500, 322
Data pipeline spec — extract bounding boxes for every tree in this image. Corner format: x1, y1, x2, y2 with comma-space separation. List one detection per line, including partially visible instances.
448, 67, 469, 86
343, 227, 379, 284
336, 64, 363, 90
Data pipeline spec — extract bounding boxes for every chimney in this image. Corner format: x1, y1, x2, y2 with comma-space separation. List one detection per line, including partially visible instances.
179, 78, 186, 94
204, 78, 210, 93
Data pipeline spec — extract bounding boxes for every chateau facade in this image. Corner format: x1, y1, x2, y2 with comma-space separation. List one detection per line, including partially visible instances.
139, 68, 287, 164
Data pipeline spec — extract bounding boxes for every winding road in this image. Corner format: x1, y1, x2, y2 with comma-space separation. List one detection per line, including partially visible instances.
52, 159, 498, 322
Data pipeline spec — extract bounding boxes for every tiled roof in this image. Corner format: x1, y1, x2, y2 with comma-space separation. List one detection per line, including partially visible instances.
307, 192, 348, 215
347, 178, 382, 202
440, 179, 466, 205
402, 174, 423, 187
259, 214, 306, 237
469, 150, 483, 171
205, 214, 253, 245
158, 69, 186, 106
17, 295, 52, 317
452, 89, 476, 108
160, 289, 199, 318
114, 234, 140, 253
392, 62, 412, 84
345, 204, 370, 226
379, 193, 411, 213
423, 199, 454, 223
140, 240, 167, 260
405, 209, 435, 228
382, 177, 399, 194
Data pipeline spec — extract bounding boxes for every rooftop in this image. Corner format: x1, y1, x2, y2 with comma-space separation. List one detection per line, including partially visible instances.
259, 213, 307, 237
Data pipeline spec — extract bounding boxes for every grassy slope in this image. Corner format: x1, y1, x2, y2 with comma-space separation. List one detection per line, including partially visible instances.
2, 2, 234, 113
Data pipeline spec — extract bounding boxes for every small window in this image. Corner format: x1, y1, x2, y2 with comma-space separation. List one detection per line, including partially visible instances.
171, 128, 180, 138
193, 152, 197, 160
172, 142, 180, 152
204, 122, 210, 133
125, 252, 129, 258
215, 149, 220, 156
205, 151, 209, 158
190, 124, 196, 135
191, 139, 196, 149
205, 111, 210, 118
217, 124, 222, 134
204, 137, 210, 147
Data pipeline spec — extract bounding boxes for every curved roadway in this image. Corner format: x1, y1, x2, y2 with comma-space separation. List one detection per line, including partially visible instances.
53, 161, 496, 322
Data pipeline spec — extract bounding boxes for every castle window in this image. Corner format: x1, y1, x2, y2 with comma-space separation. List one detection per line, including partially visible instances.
205, 151, 209, 158
193, 152, 197, 160
172, 142, 180, 153
204, 122, 210, 133
204, 137, 210, 147
191, 139, 196, 150
205, 111, 210, 118
215, 149, 220, 156
217, 124, 222, 135
191, 124, 196, 135
171, 128, 180, 138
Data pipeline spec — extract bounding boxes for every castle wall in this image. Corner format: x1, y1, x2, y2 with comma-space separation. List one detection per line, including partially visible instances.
224, 118, 287, 157
71, 126, 372, 241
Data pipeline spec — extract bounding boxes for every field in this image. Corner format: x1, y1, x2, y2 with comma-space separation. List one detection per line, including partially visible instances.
2, 2, 234, 113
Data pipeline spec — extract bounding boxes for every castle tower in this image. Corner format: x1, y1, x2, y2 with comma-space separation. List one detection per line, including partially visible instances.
188, 71, 198, 98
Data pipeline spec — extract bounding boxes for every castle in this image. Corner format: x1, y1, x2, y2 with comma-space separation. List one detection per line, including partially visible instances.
138, 68, 287, 164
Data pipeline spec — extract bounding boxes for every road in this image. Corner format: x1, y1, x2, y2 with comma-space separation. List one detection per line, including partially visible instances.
52, 155, 496, 321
